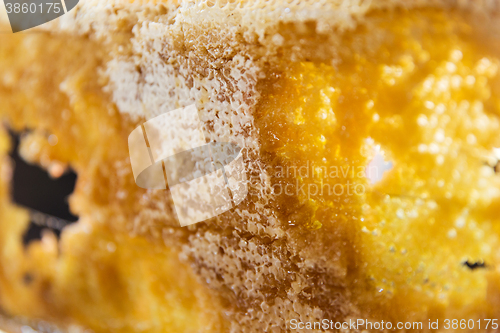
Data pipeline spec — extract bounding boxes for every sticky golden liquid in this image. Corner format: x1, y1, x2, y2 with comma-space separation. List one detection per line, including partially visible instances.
0, 7, 499, 332
256, 9, 500, 321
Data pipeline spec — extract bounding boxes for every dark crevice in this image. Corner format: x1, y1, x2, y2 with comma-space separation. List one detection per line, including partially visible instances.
463, 260, 487, 270
7, 130, 78, 245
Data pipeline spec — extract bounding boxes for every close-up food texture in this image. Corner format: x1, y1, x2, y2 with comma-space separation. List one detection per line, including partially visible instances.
0, 0, 500, 332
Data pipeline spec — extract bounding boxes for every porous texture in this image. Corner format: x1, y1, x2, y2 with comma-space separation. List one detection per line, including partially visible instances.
0, 1, 500, 332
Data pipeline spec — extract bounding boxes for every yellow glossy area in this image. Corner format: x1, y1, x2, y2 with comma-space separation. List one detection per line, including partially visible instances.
1, 6, 500, 331
0, 204, 222, 333
0, 31, 223, 332
256, 9, 500, 320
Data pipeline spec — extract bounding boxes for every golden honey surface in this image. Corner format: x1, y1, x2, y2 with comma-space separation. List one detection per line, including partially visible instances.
0, 6, 499, 332
256, 9, 500, 322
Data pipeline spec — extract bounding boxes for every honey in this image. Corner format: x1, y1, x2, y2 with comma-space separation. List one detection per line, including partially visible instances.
256, 8, 500, 322
0, 6, 499, 332
0, 32, 223, 332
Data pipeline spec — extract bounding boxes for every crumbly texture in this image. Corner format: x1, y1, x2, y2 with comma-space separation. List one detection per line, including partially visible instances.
0, 1, 500, 332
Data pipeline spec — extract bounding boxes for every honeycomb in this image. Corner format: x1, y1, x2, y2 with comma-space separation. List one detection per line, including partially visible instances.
0, 30, 224, 332
0, 1, 499, 332
255, 8, 500, 324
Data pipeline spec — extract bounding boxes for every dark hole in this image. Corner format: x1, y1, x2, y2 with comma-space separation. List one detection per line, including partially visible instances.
8, 130, 78, 245
22, 272, 34, 285
22, 222, 55, 245
463, 260, 486, 270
